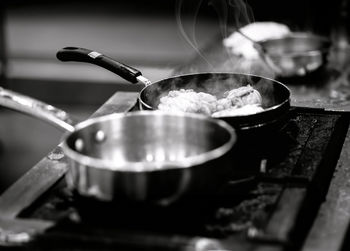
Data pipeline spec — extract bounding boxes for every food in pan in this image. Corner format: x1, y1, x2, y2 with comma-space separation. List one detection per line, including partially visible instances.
158, 89, 217, 115
211, 104, 263, 117
158, 85, 263, 117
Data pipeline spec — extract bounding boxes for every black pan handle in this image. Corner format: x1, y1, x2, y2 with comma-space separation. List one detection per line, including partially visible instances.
56, 47, 142, 84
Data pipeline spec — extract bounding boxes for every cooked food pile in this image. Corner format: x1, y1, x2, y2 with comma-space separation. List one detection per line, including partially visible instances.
158, 85, 263, 117
223, 22, 291, 60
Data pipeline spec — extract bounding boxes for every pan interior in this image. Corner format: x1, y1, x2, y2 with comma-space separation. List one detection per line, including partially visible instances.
141, 73, 289, 110
65, 113, 234, 171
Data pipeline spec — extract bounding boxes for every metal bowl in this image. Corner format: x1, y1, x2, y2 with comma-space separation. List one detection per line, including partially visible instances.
259, 32, 331, 77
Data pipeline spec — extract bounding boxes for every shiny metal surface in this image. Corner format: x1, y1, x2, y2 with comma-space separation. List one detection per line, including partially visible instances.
259, 32, 331, 77
64, 111, 236, 205
0, 88, 236, 205
0, 87, 75, 132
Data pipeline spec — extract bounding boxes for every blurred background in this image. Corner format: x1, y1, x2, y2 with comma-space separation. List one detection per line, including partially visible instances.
0, 0, 345, 193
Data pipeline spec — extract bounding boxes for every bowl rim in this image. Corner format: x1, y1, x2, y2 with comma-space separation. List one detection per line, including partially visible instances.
259, 31, 331, 56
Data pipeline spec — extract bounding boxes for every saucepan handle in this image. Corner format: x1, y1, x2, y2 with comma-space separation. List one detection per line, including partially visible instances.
0, 87, 75, 132
56, 47, 151, 85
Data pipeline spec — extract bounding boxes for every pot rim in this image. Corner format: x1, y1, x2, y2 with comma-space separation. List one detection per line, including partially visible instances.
62, 110, 236, 172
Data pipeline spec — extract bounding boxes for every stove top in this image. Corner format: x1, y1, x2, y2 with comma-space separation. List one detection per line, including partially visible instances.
16, 107, 349, 251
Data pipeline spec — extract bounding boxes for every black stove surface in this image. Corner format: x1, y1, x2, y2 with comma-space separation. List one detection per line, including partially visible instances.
18, 107, 349, 251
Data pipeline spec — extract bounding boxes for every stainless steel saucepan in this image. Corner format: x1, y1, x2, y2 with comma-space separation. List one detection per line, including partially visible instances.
56, 47, 291, 133
0, 87, 236, 205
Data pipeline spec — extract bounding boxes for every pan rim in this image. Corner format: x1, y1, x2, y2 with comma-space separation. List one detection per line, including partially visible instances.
62, 110, 236, 172
138, 71, 291, 117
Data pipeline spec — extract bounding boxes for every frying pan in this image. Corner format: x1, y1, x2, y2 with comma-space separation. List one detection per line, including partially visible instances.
0, 87, 236, 205
56, 47, 291, 132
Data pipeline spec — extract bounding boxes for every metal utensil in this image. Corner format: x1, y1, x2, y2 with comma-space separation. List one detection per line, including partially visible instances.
0, 87, 236, 205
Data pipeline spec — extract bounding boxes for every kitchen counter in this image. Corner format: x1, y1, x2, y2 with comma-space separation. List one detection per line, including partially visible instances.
1, 36, 350, 250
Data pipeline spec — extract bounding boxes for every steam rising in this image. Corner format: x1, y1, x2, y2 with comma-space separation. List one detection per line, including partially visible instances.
175, 0, 213, 68
171, 1, 281, 112
208, 0, 254, 36
142, 73, 280, 109
175, 0, 254, 70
